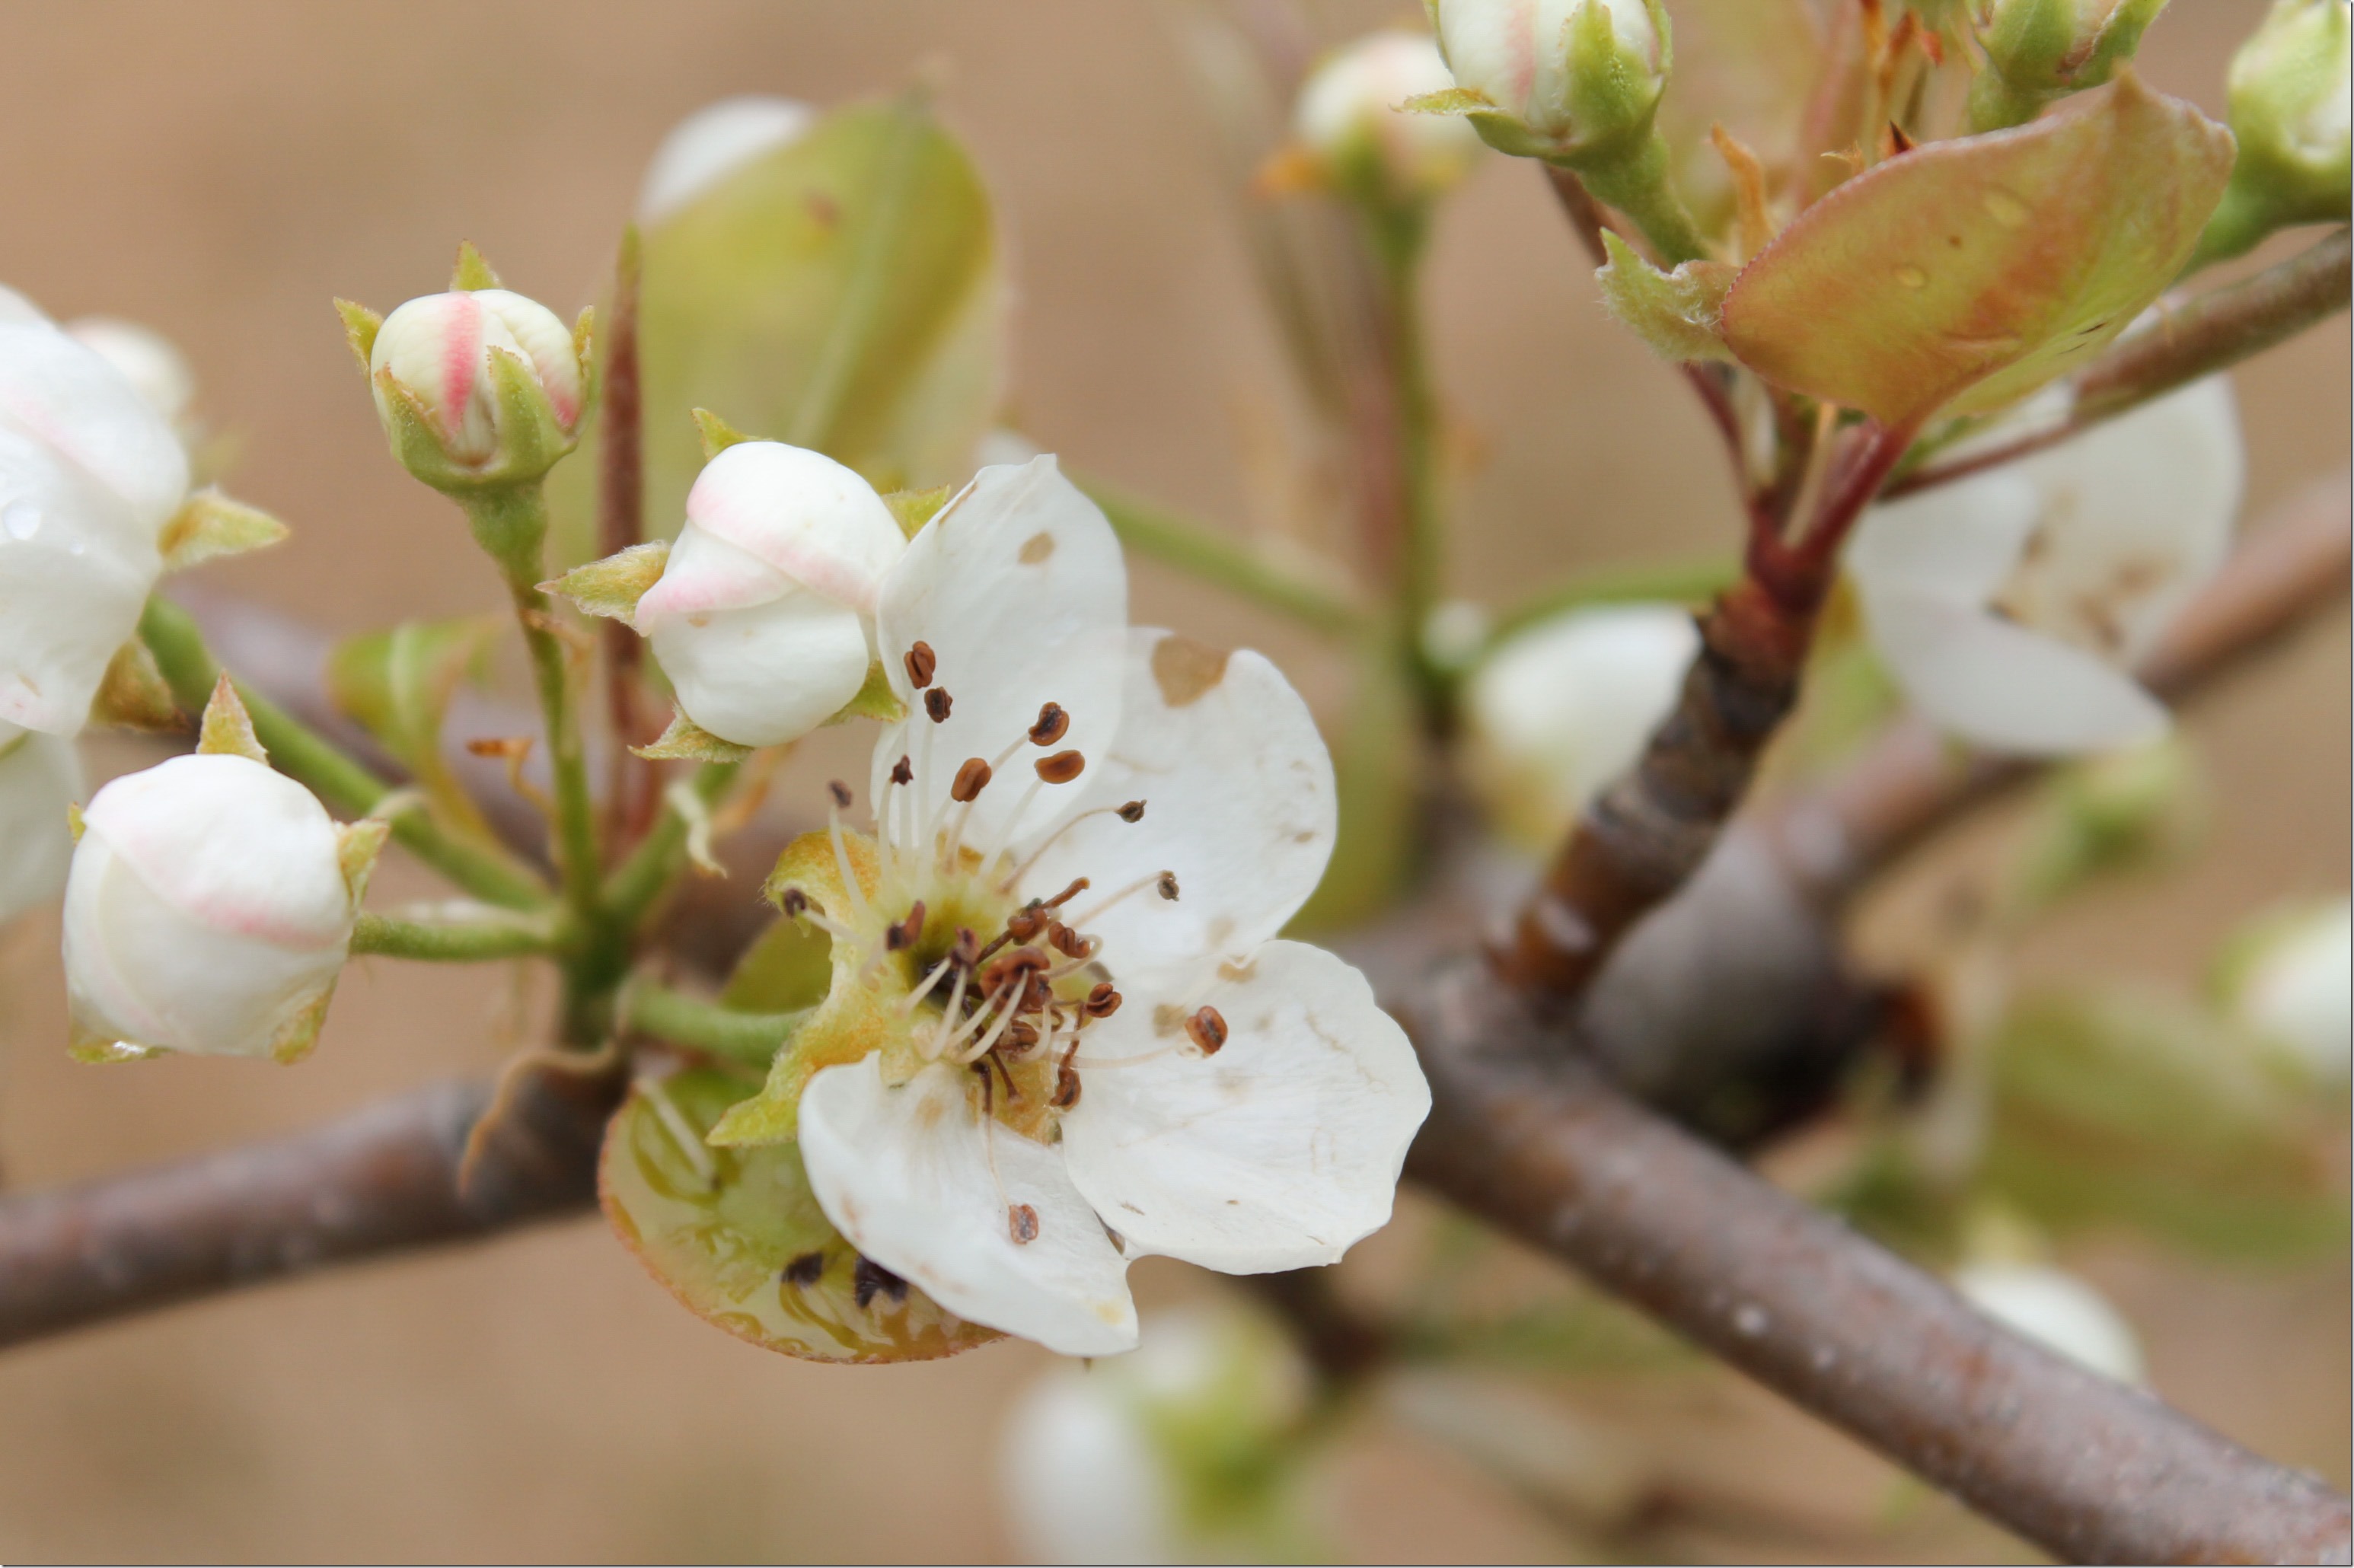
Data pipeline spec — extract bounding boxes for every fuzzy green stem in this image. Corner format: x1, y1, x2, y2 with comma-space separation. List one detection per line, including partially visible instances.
623, 981, 809, 1065
604, 761, 742, 933
351, 910, 559, 962
1079, 480, 1370, 637
1573, 133, 1708, 266
138, 598, 549, 910
1369, 209, 1448, 712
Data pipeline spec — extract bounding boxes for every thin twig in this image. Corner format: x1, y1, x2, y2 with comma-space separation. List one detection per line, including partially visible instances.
595, 228, 657, 854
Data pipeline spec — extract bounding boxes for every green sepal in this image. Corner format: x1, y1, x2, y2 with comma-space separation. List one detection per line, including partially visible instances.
601, 1067, 1003, 1362
450, 240, 502, 292
694, 406, 757, 460
158, 489, 291, 575
825, 660, 907, 726
542, 539, 669, 622
196, 675, 268, 764
633, 711, 754, 763
64, 800, 84, 844
882, 483, 952, 539
334, 298, 381, 371
336, 817, 392, 905
1594, 230, 1737, 364
87, 636, 183, 732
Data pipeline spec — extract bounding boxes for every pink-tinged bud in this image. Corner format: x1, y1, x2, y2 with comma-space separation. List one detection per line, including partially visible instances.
63, 753, 358, 1060
1427, 0, 1667, 163
369, 288, 584, 472
0, 722, 81, 925
633, 441, 907, 747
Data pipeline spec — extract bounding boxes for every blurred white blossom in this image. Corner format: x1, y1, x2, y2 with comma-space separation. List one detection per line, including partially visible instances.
0, 721, 81, 925
638, 95, 815, 223
1955, 1261, 2145, 1383
1294, 31, 1482, 201
2219, 898, 2352, 1080
65, 317, 196, 432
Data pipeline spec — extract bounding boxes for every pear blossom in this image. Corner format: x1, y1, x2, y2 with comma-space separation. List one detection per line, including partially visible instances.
1294, 31, 1482, 201
64, 753, 360, 1060
748, 454, 1429, 1356
0, 721, 81, 925
2219, 898, 2352, 1079
1955, 1261, 2145, 1383
1426, 0, 1667, 161
368, 287, 585, 470
0, 286, 192, 735
1463, 602, 1695, 849
633, 441, 907, 747
65, 317, 196, 431
638, 95, 815, 224
1846, 376, 2242, 756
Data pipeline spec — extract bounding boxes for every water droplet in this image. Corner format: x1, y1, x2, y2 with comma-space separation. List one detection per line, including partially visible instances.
1983, 189, 2030, 228
1894, 265, 1928, 290
2, 502, 40, 542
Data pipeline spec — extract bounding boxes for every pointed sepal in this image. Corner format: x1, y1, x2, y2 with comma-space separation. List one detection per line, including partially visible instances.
633, 711, 753, 763
88, 637, 183, 732
158, 489, 292, 574
335, 298, 383, 372
881, 484, 952, 540
196, 675, 269, 763
542, 539, 670, 622
451, 241, 502, 292
693, 406, 757, 460
825, 660, 907, 726
337, 817, 391, 905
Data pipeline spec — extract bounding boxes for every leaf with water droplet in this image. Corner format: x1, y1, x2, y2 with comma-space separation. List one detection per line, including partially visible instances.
1720, 75, 2233, 425
601, 1067, 1002, 1362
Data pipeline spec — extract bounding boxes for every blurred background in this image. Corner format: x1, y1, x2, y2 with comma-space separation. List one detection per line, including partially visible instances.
0, 1, 2343, 1560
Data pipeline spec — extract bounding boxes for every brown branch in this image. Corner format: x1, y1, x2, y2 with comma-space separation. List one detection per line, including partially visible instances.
595, 227, 658, 855
1890, 228, 2352, 499
1404, 964, 2352, 1566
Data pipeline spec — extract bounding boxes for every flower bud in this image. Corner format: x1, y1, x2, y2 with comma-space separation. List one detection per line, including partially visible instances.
1426, 0, 1669, 164
64, 753, 359, 1060
1464, 603, 1697, 850
0, 288, 191, 736
0, 722, 81, 925
1293, 31, 1482, 205
1954, 1262, 2145, 1383
2217, 898, 2351, 1081
368, 286, 585, 489
2213, 0, 2352, 248
638, 95, 815, 225
633, 441, 907, 747
1967, 0, 2167, 129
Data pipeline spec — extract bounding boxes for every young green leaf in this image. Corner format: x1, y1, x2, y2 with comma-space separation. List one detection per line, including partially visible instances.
1719, 75, 2233, 425
324, 617, 502, 837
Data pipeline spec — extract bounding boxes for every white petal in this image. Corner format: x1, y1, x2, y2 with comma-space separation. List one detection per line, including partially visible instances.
1955, 1264, 2144, 1384
799, 1056, 1139, 1356
649, 584, 873, 748
1860, 586, 2167, 755
638, 96, 816, 224
1018, 629, 1335, 980
0, 425, 158, 735
0, 725, 80, 923
0, 317, 188, 526
1060, 939, 1430, 1274
1848, 467, 2043, 607
65, 317, 196, 428
1000, 1370, 1178, 1566
632, 520, 793, 628
678, 441, 904, 613
870, 457, 1128, 856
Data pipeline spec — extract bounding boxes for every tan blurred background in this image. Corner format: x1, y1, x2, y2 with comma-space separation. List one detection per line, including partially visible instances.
0, 2, 2343, 1561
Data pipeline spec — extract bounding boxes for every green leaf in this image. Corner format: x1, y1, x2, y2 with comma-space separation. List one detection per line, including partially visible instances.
600, 1068, 1003, 1363
542, 539, 669, 622
1594, 231, 1737, 363
568, 94, 1006, 542
324, 617, 502, 836
1979, 989, 2348, 1261
633, 711, 753, 763
1719, 75, 2234, 425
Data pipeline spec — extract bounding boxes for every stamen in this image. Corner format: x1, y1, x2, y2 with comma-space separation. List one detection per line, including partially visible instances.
926, 963, 972, 1059
1084, 982, 1123, 1019
1034, 749, 1086, 785
1049, 922, 1092, 960
1118, 800, 1146, 823
925, 687, 953, 722
969, 1063, 1029, 1242
996, 802, 1150, 894
884, 900, 926, 952
1064, 872, 1169, 932
959, 988, 1029, 1063
1185, 1005, 1228, 1055
639, 1073, 718, 1189
1044, 878, 1090, 910
1157, 871, 1180, 901
826, 793, 873, 928
890, 755, 914, 786
899, 954, 955, 1013
828, 779, 853, 810
904, 642, 937, 689
781, 1251, 825, 1287
1008, 1203, 1041, 1245
1006, 904, 1047, 942
952, 728, 1055, 877
1068, 1041, 1191, 1071
777, 886, 858, 945
853, 1255, 908, 1308
1028, 703, 1070, 746
950, 757, 993, 802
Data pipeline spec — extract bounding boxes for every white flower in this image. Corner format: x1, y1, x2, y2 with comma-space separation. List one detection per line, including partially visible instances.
369, 287, 585, 467
0, 287, 191, 736
65, 317, 196, 431
1847, 376, 2242, 756
1000, 1305, 1312, 1564
1427, 0, 1665, 159
633, 441, 907, 747
64, 753, 359, 1060
1295, 31, 1482, 199
638, 95, 815, 224
1955, 1262, 2145, 1383
1464, 602, 1695, 849
0, 721, 81, 925
2221, 898, 2351, 1079
764, 456, 1429, 1356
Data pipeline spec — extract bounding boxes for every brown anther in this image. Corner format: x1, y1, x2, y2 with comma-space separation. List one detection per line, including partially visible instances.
828, 779, 853, 810
1003, 1019, 1041, 1053
1006, 905, 1047, 942
980, 946, 1051, 995
778, 887, 809, 918
903, 641, 936, 689
1044, 877, 1089, 909
1084, 982, 1122, 1019
1029, 703, 1070, 746
889, 754, 914, 786
852, 1255, 907, 1308
1048, 922, 1090, 959
1117, 800, 1146, 823
1034, 749, 1085, 785
1023, 974, 1056, 1012
1156, 871, 1180, 901
1051, 1064, 1083, 1109
885, 901, 926, 952
952, 926, 980, 967
925, 687, 953, 723
781, 1251, 825, 1287
1185, 1005, 1227, 1054
950, 757, 993, 802
1008, 1203, 1041, 1245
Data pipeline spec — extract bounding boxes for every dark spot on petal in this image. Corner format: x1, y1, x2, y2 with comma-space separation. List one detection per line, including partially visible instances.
1019, 531, 1055, 565
1151, 635, 1231, 707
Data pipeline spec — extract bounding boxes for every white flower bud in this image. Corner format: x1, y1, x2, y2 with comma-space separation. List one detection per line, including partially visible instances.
633, 441, 907, 747
0, 288, 191, 736
638, 96, 815, 224
65, 317, 196, 430
1295, 31, 1482, 202
1429, 0, 1666, 161
1465, 603, 1697, 849
369, 288, 585, 473
2219, 898, 2351, 1080
64, 753, 358, 1060
0, 722, 81, 925
1955, 1262, 2145, 1384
